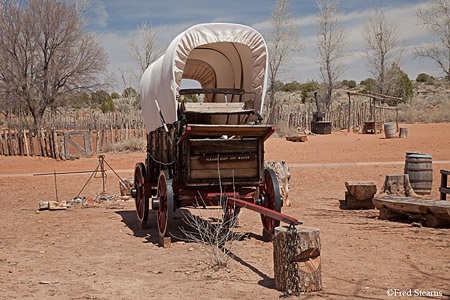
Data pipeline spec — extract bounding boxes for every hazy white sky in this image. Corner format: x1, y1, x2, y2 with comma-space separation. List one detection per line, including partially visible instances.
86, 0, 438, 92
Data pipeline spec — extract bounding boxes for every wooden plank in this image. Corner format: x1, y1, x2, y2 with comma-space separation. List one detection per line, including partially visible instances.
373, 195, 450, 219
439, 187, 450, 195
179, 88, 245, 95
190, 168, 258, 179
183, 103, 253, 115
198, 153, 256, 164
53, 130, 59, 159
191, 155, 257, 170
23, 130, 29, 156
0, 130, 4, 155
67, 135, 86, 154
440, 170, 450, 176
187, 125, 275, 138
190, 139, 257, 155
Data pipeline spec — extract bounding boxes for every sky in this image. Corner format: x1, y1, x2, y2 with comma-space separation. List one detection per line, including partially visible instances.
85, 0, 438, 93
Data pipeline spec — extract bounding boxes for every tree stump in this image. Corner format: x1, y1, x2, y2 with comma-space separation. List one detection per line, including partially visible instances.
381, 174, 416, 197
120, 177, 134, 196
273, 225, 322, 293
399, 127, 408, 138
343, 181, 376, 209
264, 161, 291, 206
344, 192, 375, 209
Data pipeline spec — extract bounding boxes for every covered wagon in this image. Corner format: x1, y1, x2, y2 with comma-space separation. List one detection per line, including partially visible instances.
132, 23, 298, 240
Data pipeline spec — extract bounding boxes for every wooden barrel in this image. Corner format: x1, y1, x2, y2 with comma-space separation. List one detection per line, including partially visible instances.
404, 153, 433, 195
384, 122, 396, 138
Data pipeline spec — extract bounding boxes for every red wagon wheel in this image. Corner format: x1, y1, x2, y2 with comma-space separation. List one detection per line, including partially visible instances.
260, 168, 282, 233
134, 163, 149, 229
157, 170, 174, 237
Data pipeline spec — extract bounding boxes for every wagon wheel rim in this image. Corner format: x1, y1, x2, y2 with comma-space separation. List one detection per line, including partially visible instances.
134, 163, 149, 227
260, 168, 282, 232
157, 170, 174, 237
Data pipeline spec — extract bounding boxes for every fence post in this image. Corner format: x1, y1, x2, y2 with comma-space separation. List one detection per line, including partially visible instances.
53, 130, 59, 159
23, 130, 29, 156
0, 130, 4, 155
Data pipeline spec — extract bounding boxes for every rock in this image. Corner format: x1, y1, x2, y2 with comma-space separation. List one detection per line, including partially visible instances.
48, 201, 67, 210
120, 177, 134, 196
411, 222, 422, 228
38, 201, 49, 210
345, 181, 377, 200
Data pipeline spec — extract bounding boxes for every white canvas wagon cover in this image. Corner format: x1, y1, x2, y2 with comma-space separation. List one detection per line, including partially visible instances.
140, 23, 268, 132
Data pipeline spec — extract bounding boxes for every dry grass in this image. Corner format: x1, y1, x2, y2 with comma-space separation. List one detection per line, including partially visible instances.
103, 137, 146, 153
390, 91, 450, 123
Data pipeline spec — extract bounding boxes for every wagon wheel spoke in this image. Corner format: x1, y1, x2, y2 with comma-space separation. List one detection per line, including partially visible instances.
157, 170, 174, 237
134, 163, 149, 229
260, 168, 282, 233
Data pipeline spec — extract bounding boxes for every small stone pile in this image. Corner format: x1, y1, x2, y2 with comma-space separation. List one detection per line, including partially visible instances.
39, 194, 131, 211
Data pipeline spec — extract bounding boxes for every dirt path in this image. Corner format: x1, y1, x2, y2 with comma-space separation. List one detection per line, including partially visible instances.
0, 123, 449, 299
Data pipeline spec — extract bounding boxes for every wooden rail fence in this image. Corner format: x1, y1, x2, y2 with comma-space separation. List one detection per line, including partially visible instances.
0, 126, 146, 159
268, 100, 393, 132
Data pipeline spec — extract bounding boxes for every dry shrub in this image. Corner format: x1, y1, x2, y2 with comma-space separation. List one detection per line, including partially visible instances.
179, 201, 244, 270
395, 92, 450, 123
103, 137, 146, 153
274, 122, 299, 137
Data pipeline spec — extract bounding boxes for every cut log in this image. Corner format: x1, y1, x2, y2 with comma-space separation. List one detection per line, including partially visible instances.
345, 181, 377, 200
378, 207, 408, 220
158, 236, 172, 248
273, 225, 322, 293
399, 127, 408, 138
425, 214, 450, 228
264, 161, 291, 206
344, 192, 374, 209
381, 174, 416, 197
286, 136, 307, 142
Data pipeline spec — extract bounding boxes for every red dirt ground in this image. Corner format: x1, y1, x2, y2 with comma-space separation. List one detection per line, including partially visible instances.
0, 123, 449, 299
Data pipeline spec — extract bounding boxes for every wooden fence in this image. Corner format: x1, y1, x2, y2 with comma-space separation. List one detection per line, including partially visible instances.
0, 100, 398, 159
269, 101, 393, 132
4, 110, 144, 131
0, 126, 146, 159
0, 110, 146, 159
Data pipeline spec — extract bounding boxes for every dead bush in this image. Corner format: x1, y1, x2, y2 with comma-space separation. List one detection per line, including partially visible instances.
103, 137, 146, 153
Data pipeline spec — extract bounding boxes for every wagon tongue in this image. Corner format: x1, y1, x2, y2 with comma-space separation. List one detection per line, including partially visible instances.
227, 196, 300, 225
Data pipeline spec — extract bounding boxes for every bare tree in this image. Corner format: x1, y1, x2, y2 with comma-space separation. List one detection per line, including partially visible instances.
0, 0, 107, 130
128, 23, 162, 79
266, 0, 302, 124
363, 9, 402, 95
415, 0, 450, 80
316, 0, 347, 109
